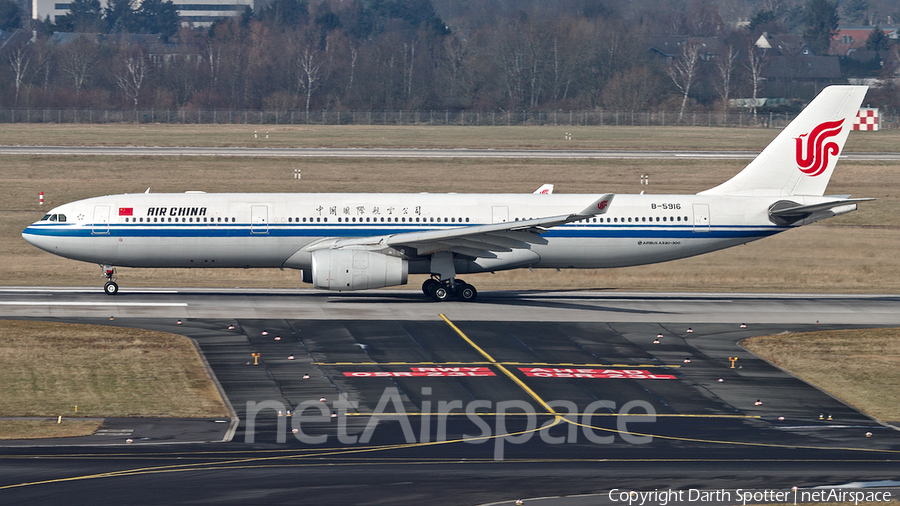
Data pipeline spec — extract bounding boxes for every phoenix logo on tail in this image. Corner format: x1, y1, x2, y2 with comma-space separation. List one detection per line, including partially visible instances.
795, 119, 845, 177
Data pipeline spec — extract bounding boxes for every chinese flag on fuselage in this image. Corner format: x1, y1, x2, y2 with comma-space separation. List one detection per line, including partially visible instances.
118, 208, 133, 216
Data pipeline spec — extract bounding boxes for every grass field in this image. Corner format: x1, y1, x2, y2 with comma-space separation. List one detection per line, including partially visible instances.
0, 320, 229, 420
744, 328, 900, 424
1, 123, 899, 152
0, 420, 103, 440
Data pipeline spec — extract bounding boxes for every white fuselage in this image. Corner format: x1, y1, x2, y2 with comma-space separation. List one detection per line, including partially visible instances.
22, 192, 816, 276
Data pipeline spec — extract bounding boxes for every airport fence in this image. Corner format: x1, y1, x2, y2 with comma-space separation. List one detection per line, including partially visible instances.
0, 108, 897, 129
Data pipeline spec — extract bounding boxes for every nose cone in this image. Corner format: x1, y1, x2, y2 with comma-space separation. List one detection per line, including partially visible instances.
22, 224, 56, 254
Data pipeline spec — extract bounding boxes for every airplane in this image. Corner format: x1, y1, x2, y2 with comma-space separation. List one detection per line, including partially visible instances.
23, 85, 871, 302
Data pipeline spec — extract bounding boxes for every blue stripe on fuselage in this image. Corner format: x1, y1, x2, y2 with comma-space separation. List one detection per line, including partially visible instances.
23, 223, 781, 240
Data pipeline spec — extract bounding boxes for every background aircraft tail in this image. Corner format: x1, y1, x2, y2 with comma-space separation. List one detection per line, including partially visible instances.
700, 85, 868, 197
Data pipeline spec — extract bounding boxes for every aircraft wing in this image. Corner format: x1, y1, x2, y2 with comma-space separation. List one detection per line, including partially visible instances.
325, 194, 614, 259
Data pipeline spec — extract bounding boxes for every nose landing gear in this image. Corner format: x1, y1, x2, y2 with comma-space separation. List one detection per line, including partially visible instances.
101, 265, 118, 295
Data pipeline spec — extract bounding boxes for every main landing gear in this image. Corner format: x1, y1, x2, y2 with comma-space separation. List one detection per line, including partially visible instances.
422, 277, 477, 302
101, 265, 118, 295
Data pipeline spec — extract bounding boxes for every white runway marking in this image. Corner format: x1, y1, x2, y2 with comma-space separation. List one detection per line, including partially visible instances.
0, 302, 187, 307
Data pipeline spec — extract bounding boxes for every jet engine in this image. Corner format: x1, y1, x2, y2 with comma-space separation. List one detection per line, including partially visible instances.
311, 249, 408, 291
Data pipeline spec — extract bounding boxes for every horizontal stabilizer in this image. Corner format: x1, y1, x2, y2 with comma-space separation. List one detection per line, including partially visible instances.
768, 198, 875, 226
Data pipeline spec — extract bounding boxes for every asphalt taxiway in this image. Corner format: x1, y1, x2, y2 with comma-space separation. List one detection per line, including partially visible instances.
1, 288, 900, 505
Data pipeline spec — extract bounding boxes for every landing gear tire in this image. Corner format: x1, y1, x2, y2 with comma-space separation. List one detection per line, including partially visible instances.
422, 278, 440, 296
456, 283, 477, 302
431, 285, 452, 302
104, 281, 119, 295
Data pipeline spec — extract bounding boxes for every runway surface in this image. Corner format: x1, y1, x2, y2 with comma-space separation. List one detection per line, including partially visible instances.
1, 288, 900, 505
2, 145, 900, 161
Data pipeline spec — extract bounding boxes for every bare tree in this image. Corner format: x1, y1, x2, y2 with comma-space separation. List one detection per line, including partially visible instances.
494, 16, 552, 109
204, 38, 220, 90
115, 49, 149, 108
437, 35, 473, 107
29, 40, 55, 94
8, 44, 30, 106
666, 41, 702, 122
714, 44, 738, 116
746, 43, 768, 121
403, 40, 415, 100
296, 36, 330, 113
60, 36, 99, 92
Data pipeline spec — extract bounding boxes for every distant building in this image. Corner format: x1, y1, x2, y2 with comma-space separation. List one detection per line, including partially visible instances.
647, 36, 727, 64
46, 32, 203, 66
755, 33, 814, 56
763, 55, 841, 83
32, 0, 253, 26
831, 25, 899, 55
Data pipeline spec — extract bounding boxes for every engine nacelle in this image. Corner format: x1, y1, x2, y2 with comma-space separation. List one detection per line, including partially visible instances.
311, 249, 408, 291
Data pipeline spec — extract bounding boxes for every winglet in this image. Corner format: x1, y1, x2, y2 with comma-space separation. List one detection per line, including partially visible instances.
576, 194, 614, 217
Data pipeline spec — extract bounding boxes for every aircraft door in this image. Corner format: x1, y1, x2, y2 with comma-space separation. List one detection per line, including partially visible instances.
92, 205, 110, 235
492, 206, 509, 224
692, 204, 710, 232
251, 205, 269, 234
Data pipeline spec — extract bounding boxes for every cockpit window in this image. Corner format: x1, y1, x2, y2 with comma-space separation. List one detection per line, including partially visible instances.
58, 214, 66, 222
41, 214, 51, 221
49, 215, 58, 222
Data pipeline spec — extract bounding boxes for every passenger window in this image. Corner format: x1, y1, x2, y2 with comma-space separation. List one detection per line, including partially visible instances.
662, 217, 666, 222
466, 218, 469, 222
